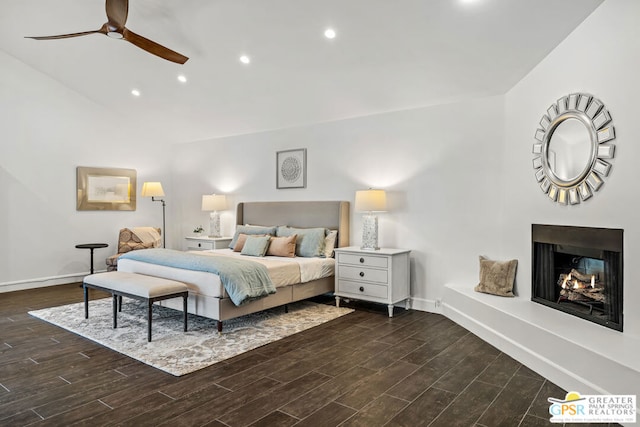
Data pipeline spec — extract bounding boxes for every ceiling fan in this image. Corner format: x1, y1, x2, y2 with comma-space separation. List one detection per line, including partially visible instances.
25, 0, 188, 64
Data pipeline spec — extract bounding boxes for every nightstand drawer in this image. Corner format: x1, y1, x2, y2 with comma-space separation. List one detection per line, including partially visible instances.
185, 237, 232, 251
338, 265, 388, 284
188, 241, 215, 250
338, 280, 388, 299
337, 253, 388, 268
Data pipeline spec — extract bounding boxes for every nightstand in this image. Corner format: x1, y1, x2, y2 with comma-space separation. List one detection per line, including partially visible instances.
334, 246, 411, 317
185, 236, 232, 251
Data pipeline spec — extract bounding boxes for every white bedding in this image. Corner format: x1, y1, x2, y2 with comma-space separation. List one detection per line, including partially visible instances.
117, 249, 335, 299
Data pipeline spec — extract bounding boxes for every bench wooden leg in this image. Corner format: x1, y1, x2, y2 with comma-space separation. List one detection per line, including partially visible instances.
148, 301, 153, 342
217, 320, 222, 334
112, 294, 118, 329
84, 284, 89, 319
183, 294, 188, 332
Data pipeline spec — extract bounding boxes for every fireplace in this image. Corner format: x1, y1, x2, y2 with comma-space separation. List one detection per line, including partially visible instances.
532, 224, 623, 331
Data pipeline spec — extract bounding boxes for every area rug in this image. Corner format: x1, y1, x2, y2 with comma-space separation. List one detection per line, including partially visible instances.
29, 299, 353, 376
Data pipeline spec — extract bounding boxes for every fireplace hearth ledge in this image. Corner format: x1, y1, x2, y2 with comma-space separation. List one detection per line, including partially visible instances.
442, 283, 640, 404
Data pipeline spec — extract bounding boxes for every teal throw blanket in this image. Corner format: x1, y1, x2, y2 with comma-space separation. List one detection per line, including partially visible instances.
120, 249, 276, 306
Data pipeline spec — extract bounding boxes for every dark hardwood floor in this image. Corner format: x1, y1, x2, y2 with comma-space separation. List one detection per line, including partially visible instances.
0, 283, 614, 426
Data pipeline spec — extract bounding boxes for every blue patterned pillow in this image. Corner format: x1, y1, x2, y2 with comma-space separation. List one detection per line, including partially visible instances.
229, 225, 277, 250
240, 235, 272, 257
276, 226, 326, 257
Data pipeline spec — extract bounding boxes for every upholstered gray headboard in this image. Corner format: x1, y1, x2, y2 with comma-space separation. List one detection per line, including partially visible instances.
236, 201, 350, 248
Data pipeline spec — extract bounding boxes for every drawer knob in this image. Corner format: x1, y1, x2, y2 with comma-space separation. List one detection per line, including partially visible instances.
359, 271, 365, 277
359, 286, 364, 292
359, 257, 365, 263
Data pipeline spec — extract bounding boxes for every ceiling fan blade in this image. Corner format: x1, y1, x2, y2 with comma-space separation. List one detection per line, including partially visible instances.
105, 0, 128, 29
123, 29, 189, 64
25, 28, 106, 40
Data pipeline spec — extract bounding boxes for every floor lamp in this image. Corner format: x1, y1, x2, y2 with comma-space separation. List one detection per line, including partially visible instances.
141, 182, 166, 248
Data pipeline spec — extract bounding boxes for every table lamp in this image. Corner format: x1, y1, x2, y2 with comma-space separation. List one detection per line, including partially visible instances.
202, 194, 227, 238
355, 189, 387, 250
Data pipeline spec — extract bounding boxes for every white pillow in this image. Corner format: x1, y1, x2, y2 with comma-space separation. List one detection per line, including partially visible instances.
324, 230, 338, 258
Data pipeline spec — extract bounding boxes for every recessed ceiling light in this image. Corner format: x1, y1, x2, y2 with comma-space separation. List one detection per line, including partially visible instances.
131, 89, 141, 97
239, 55, 250, 64
177, 74, 187, 83
324, 28, 336, 39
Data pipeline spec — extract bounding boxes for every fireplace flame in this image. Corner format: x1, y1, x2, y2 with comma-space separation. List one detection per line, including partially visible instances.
558, 271, 602, 291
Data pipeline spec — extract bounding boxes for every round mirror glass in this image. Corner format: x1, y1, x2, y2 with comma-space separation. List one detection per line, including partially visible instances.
547, 118, 592, 182
533, 92, 616, 205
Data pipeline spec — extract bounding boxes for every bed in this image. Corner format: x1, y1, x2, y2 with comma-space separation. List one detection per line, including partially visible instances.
117, 201, 350, 331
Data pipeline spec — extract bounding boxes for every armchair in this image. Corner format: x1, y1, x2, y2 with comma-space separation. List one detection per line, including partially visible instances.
106, 227, 162, 271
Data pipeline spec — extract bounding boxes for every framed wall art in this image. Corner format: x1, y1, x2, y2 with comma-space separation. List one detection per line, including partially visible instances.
76, 166, 137, 211
276, 148, 307, 189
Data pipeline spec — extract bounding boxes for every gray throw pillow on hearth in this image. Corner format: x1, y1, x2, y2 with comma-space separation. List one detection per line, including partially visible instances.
474, 256, 517, 297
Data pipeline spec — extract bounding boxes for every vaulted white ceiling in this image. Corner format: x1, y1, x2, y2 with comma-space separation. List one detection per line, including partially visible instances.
0, 0, 603, 143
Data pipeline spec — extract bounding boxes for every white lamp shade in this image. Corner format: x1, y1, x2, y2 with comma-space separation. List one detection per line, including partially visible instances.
202, 194, 227, 211
141, 182, 165, 197
355, 189, 387, 212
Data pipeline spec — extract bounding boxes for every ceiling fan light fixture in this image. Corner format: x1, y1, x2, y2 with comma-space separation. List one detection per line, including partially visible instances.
177, 74, 187, 83
106, 31, 124, 39
25, 0, 189, 64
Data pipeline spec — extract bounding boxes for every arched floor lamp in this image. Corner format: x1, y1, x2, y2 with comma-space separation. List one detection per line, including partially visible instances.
141, 182, 166, 248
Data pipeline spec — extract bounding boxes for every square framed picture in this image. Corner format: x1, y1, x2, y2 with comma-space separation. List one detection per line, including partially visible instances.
276, 148, 307, 189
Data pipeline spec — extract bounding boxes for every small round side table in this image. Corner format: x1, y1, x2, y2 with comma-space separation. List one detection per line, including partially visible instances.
75, 243, 109, 274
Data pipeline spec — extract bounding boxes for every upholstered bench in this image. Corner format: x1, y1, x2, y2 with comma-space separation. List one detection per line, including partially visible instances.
83, 271, 188, 342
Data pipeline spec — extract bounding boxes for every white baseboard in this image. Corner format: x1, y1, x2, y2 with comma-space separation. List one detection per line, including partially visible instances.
0, 271, 104, 293
407, 296, 441, 314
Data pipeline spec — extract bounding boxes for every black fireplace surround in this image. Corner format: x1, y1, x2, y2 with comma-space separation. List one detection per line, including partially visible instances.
532, 224, 623, 331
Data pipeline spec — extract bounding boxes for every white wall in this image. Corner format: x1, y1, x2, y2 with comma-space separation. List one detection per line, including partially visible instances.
504, 0, 640, 338
170, 96, 506, 309
0, 51, 174, 291
454, 0, 640, 402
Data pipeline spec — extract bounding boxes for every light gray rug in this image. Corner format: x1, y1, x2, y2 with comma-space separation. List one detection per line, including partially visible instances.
29, 299, 353, 376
